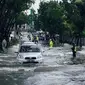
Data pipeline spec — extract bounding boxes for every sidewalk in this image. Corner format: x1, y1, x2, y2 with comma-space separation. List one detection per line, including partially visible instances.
63, 44, 85, 64
77, 46, 85, 55
63, 43, 85, 56
0, 44, 19, 59
7, 44, 19, 54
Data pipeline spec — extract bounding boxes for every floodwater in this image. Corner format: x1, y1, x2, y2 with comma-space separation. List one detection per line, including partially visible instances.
0, 43, 85, 85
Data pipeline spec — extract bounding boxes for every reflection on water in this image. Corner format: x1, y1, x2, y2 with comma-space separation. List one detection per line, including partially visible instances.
0, 63, 39, 85
0, 72, 25, 85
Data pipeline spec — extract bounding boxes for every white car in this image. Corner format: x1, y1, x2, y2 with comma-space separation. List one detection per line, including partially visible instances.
16, 43, 43, 63
22, 41, 35, 45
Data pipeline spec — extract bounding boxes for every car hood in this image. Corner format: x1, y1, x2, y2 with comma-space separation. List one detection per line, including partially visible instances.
18, 52, 42, 58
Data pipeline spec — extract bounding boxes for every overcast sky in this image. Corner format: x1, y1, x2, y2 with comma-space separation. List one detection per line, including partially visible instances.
26, 0, 62, 14
32, 0, 62, 12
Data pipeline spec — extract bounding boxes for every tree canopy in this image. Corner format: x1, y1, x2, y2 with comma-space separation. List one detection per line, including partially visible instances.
0, 0, 34, 37
36, 0, 85, 46
38, 1, 64, 35
0, 0, 34, 49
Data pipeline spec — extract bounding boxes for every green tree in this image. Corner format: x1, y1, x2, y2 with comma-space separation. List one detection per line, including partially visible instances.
0, 0, 34, 49
38, 1, 64, 41
28, 8, 36, 30
16, 12, 29, 25
61, 0, 85, 47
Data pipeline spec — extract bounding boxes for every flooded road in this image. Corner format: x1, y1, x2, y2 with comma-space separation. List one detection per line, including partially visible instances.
24, 65, 85, 85
0, 44, 85, 85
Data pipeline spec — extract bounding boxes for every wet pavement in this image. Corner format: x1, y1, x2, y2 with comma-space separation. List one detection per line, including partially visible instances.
0, 43, 85, 85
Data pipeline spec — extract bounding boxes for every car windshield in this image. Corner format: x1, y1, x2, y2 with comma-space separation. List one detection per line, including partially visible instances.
19, 45, 40, 52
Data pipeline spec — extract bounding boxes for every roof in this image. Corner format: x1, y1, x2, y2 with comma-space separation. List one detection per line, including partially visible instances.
21, 42, 36, 46
23, 41, 34, 44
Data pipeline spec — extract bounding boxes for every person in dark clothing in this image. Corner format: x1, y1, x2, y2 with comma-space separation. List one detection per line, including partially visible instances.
71, 43, 77, 59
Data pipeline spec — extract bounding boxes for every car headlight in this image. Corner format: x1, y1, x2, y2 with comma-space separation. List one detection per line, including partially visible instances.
18, 55, 23, 59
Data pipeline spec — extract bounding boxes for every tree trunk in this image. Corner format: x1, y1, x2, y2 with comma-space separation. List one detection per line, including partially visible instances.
79, 34, 82, 49
76, 37, 79, 46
